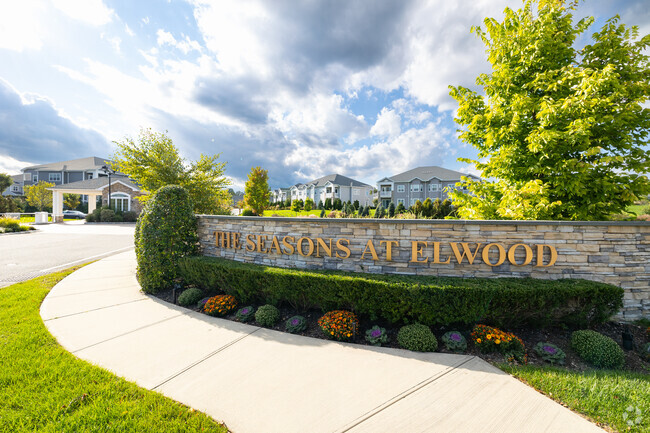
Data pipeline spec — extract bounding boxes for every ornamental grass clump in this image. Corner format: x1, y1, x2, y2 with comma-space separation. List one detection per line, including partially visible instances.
285, 315, 307, 333
318, 310, 359, 341
255, 305, 280, 327
441, 331, 467, 352
365, 325, 389, 346
177, 288, 203, 307
533, 342, 566, 365
471, 324, 526, 363
571, 330, 624, 369
235, 306, 255, 322
397, 323, 437, 352
203, 295, 237, 317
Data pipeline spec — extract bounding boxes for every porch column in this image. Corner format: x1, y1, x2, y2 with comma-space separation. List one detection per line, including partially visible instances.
88, 193, 98, 214
53, 191, 64, 223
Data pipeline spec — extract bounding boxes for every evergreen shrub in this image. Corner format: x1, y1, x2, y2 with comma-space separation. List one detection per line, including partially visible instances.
177, 288, 203, 307
398, 323, 437, 352
255, 304, 280, 327
135, 185, 198, 294
571, 330, 624, 369
178, 256, 623, 328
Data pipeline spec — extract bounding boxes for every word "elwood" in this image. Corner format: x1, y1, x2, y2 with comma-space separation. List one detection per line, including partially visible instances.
214, 231, 558, 267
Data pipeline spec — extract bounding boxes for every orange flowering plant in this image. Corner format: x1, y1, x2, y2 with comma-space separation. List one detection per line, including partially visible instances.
318, 310, 359, 341
203, 294, 237, 317
471, 324, 526, 363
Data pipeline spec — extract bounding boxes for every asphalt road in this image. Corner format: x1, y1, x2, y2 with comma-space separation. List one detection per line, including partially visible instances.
0, 221, 135, 287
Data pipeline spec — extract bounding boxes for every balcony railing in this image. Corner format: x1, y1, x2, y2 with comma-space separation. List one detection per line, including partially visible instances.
379, 191, 392, 198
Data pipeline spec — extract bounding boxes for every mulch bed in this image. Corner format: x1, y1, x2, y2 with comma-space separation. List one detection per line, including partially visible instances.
154, 287, 649, 373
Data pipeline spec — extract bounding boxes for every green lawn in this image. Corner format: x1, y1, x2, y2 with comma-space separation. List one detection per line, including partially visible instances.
263, 209, 322, 217
501, 365, 650, 432
18, 216, 76, 223
0, 269, 228, 432
262, 209, 376, 217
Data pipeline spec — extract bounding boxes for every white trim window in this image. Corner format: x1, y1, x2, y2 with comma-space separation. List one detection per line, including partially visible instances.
11, 185, 20, 192
397, 185, 405, 193
410, 184, 422, 192
110, 192, 130, 212
397, 198, 405, 205
410, 198, 418, 206
49, 173, 62, 182
429, 184, 440, 192
33, 174, 38, 182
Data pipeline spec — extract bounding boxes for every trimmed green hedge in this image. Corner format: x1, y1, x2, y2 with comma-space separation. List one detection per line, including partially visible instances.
178, 256, 623, 327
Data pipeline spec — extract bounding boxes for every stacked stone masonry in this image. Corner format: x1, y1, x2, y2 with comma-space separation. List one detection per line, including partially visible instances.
197, 216, 650, 321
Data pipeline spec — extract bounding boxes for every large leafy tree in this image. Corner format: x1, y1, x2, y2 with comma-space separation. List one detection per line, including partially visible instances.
111, 128, 231, 214
449, 0, 650, 220
24, 181, 54, 211
0, 173, 12, 192
63, 194, 80, 210
243, 166, 270, 216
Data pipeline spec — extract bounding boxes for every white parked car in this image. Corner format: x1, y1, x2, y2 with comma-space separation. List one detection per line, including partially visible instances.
63, 210, 87, 219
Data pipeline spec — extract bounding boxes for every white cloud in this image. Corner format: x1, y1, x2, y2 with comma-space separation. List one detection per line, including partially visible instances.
125, 24, 135, 37
156, 29, 202, 54
284, 121, 451, 184
0, 155, 33, 175
101, 33, 121, 53
51, 0, 114, 26
0, 1, 46, 52
370, 108, 401, 138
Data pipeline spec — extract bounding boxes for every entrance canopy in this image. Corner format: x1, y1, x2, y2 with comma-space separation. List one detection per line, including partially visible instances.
47, 176, 138, 222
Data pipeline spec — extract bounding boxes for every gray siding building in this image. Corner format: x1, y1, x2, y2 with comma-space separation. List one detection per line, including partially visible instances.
376, 166, 479, 208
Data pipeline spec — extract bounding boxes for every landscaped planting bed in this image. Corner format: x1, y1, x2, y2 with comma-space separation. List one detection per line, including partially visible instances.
178, 255, 624, 328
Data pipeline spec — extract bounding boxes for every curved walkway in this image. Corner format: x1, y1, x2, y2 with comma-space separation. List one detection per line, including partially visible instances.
41, 251, 604, 433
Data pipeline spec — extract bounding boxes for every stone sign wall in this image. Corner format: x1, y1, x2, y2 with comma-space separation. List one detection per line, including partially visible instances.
197, 216, 650, 321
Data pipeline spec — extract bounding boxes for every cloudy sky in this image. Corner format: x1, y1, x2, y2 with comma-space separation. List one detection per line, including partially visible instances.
0, 0, 648, 189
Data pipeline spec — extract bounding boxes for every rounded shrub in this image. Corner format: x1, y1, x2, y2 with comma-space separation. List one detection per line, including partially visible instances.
398, 323, 437, 352
441, 331, 467, 352
285, 315, 307, 333
203, 295, 237, 317
134, 185, 198, 294
571, 330, 624, 369
122, 211, 137, 222
318, 310, 359, 341
235, 306, 256, 322
177, 288, 203, 307
241, 209, 255, 216
255, 305, 280, 327
100, 208, 115, 222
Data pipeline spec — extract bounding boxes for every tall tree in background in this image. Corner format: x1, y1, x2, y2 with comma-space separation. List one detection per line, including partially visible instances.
24, 181, 54, 211
111, 128, 231, 214
449, 0, 650, 220
244, 166, 270, 216
63, 194, 81, 210
0, 173, 11, 192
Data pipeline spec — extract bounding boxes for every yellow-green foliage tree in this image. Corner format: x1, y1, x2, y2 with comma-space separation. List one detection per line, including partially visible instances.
25, 181, 54, 211
63, 194, 80, 210
449, 0, 650, 220
111, 128, 231, 214
244, 166, 270, 216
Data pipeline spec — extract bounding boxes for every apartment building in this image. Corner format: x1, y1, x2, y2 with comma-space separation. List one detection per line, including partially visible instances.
376, 166, 479, 208
272, 174, 374, 207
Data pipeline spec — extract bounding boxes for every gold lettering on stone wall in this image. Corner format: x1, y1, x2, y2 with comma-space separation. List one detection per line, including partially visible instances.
212, 230, 558, 267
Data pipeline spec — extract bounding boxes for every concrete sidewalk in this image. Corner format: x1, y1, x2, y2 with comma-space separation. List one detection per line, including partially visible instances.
41, 251, 605, 433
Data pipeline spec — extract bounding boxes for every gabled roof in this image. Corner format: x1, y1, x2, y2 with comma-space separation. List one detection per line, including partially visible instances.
48, 176, 140, 191
22, 156, 112, 172
380, 166, 480, 183
305, 173, 372, 188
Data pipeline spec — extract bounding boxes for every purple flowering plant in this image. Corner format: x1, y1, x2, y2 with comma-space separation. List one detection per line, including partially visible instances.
235, 306, 256, 322
365, 325, 389, 346
441, 331, 467, 352
285, 315, 307, 333
533, 342, 566, 365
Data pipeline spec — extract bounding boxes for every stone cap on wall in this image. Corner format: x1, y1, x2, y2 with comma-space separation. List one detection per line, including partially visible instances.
197, 214, 650, 227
